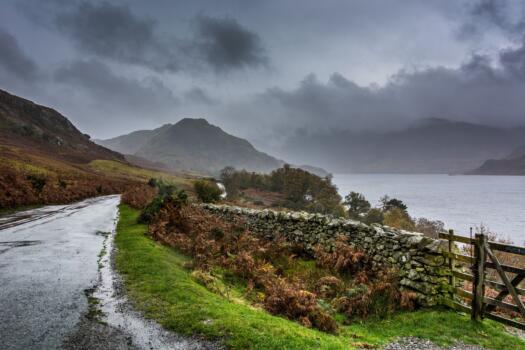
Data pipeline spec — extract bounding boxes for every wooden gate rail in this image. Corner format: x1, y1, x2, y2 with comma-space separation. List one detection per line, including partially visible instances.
439, 231, 525, 330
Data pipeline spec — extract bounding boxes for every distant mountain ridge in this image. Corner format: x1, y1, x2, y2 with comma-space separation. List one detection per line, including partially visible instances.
0, 89, 122, 163
281, 119, 525, 174
508, 144, 525, 159
467, 155, 525, 175
467, 143, 525, 175
97, 118, 285, 175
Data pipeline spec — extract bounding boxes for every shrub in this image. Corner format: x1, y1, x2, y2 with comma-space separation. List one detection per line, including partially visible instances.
344, 192, 371, 219
148, 178, 158, 188
383, 207, 415, 231
157, 181, 176, 197
314, 236, 372, 277
58, 179, 67, 189
415, 217, 445, 238
139, 196, 165, 224
194, 180, 222, 203
147, 203, 417, 333
138, 189, 187, 224
121, 184, 157, 209
316, 276, 345, 299
0, 166, 37, 208
363, 208, 384, 225
380, 196, 408, 213
26, 174, 46, 193
333, 271, 416, 320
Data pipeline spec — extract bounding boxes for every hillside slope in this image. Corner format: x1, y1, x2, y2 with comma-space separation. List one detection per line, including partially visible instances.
98, 118, 284, 174
467, 155, 525, 175
467, 142, 525, 175
281, 118, 525, 174
0, 90, 193, 209
93, 124, 172, 155
0, 89, 123, 163
508, 144, 525, 159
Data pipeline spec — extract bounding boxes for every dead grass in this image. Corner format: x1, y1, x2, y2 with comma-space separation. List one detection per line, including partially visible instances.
0, 146, 136, 209
121, 184, 158, 209
0, 163, 132, 208
89, 159, 193, 190
147, 199, 416, 333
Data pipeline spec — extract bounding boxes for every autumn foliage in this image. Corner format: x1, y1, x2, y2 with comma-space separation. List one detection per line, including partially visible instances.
147, 199, 417, 333
121, 184, 157, 209
0, 165, 133, 209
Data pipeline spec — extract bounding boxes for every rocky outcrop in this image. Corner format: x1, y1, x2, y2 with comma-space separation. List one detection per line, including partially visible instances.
202, 204, 454, 306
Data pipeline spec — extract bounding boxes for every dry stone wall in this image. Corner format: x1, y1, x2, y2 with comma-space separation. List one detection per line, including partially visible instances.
202, 203, 454, 306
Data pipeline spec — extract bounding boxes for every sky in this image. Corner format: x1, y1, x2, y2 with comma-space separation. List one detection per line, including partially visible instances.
1, 0, 525, 154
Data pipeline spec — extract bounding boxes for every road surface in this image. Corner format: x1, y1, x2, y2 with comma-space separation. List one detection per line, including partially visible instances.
0, 195, 220, 350
0, 196, 121, 349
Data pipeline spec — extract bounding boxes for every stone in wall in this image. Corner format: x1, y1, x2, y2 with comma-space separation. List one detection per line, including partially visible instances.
201, 203, 454, 306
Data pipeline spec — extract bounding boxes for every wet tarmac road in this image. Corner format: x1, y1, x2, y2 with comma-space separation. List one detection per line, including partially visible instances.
0, 196, 120, 349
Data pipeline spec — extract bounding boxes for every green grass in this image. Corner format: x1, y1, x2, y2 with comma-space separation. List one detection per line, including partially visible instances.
115, 204, 525, 350
89, 159, 194, 189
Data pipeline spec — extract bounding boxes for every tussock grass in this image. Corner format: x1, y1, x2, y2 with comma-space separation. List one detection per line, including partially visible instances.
89, 160, 193, 189
115, 204, 525, 350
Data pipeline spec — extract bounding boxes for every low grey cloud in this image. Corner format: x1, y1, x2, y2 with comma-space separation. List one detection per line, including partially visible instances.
184, 87, 217, 105
223, 39, 525, 144
54, 59, 178, 115
0, 28, 39, 83
55, 2, 179, 72
4, 0, 525, 144
460, 0, 525, 39
193, 15, 268, 72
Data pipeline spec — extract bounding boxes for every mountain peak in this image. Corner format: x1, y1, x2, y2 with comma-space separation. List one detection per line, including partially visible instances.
174, 118, 211, 128
98, 118, 283, 174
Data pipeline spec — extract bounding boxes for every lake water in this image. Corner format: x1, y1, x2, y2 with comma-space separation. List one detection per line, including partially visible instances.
332, 174, 525, 245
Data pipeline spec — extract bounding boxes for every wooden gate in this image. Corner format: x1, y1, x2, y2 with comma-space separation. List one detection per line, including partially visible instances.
440, 231, 525, 329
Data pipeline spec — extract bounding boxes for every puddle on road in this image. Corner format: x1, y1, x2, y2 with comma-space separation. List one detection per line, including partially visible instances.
91, 220, 220, 350
0, 240, 42, 254
0, 240, 42, 247
95, 230, 111, 237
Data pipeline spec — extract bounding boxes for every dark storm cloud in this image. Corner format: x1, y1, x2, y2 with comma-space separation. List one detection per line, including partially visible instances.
55, 2, 179, 72
460, 0, 525, 39
54, 59, 178, 114
0, 28, 39, 82
193, 15, 268, 72
50, 2, 267, 73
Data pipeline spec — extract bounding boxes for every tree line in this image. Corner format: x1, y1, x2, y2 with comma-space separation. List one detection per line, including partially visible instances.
220, 164, 345, 216
344, 192, 444, 237
217, 165, 444, 236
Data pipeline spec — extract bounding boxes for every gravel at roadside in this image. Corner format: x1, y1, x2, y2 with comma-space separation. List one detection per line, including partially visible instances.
383, 337, 487, 350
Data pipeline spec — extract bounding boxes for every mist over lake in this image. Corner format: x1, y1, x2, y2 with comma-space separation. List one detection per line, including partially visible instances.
333, 174, 525, 245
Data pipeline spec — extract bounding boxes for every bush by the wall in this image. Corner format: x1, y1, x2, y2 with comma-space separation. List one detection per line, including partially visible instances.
194, 180, 222, 203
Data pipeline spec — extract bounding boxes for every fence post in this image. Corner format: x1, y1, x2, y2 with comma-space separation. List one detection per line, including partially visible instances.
471, 233, 486, 321
448, 229, 455, 296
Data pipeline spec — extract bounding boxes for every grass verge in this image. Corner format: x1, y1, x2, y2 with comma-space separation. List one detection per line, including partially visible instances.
115, 204, 525, 350
89, 160, 194, 189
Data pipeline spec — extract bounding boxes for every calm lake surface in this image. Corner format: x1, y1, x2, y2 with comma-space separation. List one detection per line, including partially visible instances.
333, 174, 525, 244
